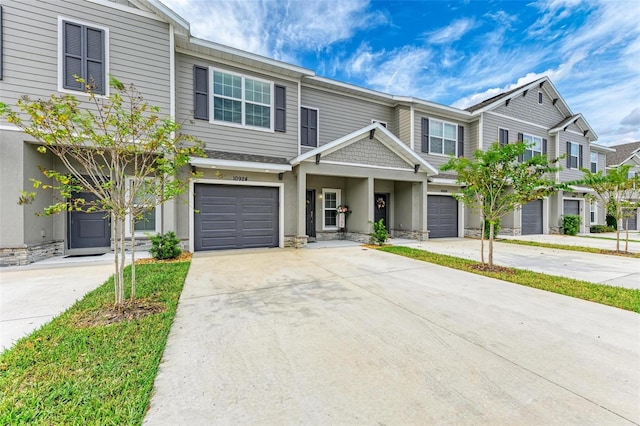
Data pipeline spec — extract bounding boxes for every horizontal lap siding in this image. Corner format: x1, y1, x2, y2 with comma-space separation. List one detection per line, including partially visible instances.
558, 130, 590, 182
395, 105, 411, 147
492, 88, 566, 128
300, 86, 393, 146
176, 54, 299, 159
0, 0, 171, 121
483, 112, 551, 152
413, 110, 469, 171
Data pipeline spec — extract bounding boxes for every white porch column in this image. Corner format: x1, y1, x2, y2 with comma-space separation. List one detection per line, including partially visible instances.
296, 166, 307, 242
367, 176, 374, 225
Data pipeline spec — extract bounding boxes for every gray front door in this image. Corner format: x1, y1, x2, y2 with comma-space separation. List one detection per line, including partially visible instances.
68, 192, 111, 249
306, 190, 316, 237
564, 199, 580, 216
522, 200, 543, 235
428, 195, 458, 238
194, 184, 279, 251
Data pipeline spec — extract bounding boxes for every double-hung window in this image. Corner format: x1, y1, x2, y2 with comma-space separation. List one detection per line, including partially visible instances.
590, 152, 598, 173
523, 134, 543, 160
59, 18, 107, 95
322, 188, 341, 230
212, 69, 272, 130
429, 119, 457, 156
499, 128, 509, 146
567, 142, 581, 169
301, 107, 318, 147
126, 178, 160, 236
590, 202, 597, 224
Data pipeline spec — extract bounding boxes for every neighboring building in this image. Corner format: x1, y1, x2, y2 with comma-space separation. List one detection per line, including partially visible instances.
606, 141, 640, 231
0, 0, 612, 265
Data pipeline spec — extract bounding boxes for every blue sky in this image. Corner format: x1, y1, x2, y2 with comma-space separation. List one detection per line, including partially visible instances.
161, 0, 640, 146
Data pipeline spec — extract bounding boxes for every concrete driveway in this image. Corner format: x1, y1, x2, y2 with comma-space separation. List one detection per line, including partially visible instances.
144, 247, 640, 425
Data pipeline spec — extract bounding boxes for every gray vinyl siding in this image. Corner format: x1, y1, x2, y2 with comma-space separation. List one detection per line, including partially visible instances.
300, 86, 394, 147
466, 120, 479, 155
492, 87, 566, 128
394, 105, 411, 147
176, 53, 299, 159
413, 110, 469, 171
0, 0, 171, 125
482, 112, 549, 152
558, 130, 590, 182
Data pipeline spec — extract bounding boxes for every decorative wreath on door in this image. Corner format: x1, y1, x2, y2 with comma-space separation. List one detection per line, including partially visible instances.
376, 197, 386, 209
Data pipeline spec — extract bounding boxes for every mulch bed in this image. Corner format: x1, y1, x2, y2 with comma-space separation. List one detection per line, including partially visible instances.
469, 264, 516, 274
73, 299, 166, 328
135, 251, 192, 265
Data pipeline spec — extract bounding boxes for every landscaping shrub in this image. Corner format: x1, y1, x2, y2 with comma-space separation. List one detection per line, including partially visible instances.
606, 214, 617, 230
149, 231, 182, 260
590, 224, 616, 233
370, 219, 388, 246
562, 214, 581, 236
484, 219, 501, 239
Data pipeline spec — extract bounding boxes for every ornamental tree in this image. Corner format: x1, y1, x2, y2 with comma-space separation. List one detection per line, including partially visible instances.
578, 165, 640, 252
0, 77, 204, 308
442, 142, 563, 267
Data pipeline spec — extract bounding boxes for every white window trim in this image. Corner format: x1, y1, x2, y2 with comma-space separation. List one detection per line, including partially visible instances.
322, 188, 341, 231
428, 117, 458, 157
590, 201, 597, 225
125, 177, 161, 237
57, 16, 110, 97
523, 133, 543, 159
300, 105, 319, 147
590, 152, 598, 173
371, 119, 387, 128
210, 67, 274, 132
568, 142, 580, 169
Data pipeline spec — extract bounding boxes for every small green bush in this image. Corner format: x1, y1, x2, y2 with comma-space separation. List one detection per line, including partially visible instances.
149, 231, 182, 260
562, 214, 581, 236
484, 219, 501, 239
606, 214, 617, 230
590, 224, 616, 233
370, 219, 388, 246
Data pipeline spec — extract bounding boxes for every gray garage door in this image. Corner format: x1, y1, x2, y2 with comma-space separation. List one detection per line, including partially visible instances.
194, 184, 279, 251
623, 210, 637, 231
522, 200, 543, 235
564, 199, 580, 216
428, 196, 458, 238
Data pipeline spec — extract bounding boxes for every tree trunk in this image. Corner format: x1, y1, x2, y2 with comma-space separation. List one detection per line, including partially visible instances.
488, 221, 495, 267
625, 218, 629, 253
480, 219, 486, 265
616, 218, 621, 253
130, 214, 136, 302
112, 212, 122, 307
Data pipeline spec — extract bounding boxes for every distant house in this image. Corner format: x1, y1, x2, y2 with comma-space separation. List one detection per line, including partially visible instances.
606, 141, 640, 231
0, 0, 617, 265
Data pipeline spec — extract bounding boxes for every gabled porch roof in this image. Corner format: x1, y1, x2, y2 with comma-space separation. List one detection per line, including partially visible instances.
290, 123, 439, 175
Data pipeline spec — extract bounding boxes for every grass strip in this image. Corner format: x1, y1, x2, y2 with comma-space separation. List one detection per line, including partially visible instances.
496, 238, 640, 258
379, 246, 640, 313
0, 261, 191, 425
580, 235, 640, 243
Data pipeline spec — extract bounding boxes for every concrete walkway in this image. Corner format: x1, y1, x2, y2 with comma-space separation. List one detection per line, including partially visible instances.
0, 251, 150, 352
144, 247, 640, 425
396, 238, 640, 289
503, 232, 640, 253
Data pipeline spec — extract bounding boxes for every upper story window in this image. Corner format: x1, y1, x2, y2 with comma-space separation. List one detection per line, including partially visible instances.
590, 202, 597, 224
499, 128, 509, 146
59, 18, 108, 95
429, 119, 457, 156
301, 107, 318, 147
212, 69, 272, 130
567, 142, 582, 169
590, 152, 598, 173
522, 134, 543, 160
538, 91, 543, 104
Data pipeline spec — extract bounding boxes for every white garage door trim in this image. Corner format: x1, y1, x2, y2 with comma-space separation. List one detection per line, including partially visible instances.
189, 179, 285, 252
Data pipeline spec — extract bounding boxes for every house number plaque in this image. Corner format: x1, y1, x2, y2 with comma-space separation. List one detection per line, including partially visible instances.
232, 176, 248, 181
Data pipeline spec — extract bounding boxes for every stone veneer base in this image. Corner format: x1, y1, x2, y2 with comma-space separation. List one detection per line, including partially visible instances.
0, 241, 64, 267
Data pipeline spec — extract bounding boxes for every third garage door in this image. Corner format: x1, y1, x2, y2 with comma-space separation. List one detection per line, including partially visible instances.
522, 200, 543, 235
194, 184, 279, 251
428, 195, 458, 238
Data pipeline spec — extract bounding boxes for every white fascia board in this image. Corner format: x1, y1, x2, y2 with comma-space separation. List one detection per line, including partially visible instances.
190, 157, 292, 173
590, 143, 616, 153
402, 97, 473, 119
304, 76, 394, 101
429, 178, 462, 186
567, 185, 595, 193
137, 0, 190, 30
190, 38, 314, 77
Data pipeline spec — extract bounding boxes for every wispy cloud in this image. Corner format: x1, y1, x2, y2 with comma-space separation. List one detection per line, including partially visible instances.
424, 18, 477, 44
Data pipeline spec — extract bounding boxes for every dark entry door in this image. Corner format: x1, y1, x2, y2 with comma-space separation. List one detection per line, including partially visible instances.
374, 193, 389, 229
68, 192, 111, 249
306, 189, 316, 237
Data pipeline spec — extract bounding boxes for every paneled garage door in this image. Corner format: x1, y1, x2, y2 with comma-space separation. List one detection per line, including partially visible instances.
194, 184, 279, 251
623, 210, 637, 231
427, 196, 458, 238
522, 200, 543, 235
563, 199, 580, 216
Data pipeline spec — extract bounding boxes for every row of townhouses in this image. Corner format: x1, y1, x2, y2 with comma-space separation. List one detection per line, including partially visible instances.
0, 0, 636, 266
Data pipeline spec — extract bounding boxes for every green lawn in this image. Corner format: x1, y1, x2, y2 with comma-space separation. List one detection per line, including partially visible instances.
380, 246, 640, 313
496, 238, 640, 258
0, 261, 190, 425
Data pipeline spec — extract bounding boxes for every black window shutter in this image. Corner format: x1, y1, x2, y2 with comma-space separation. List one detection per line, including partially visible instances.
309, 109, 317, 147
542, 138, 547, 155
274, 84, 286, 132
421, 118, 429, 153
457, 125, 464, 157
63, 22, 84, 91
517, 132, 524, 162
566, 141, 571, 168
85, 27, 105, 94
300, 107, 308, 146
62, 22, 105, 94
193, 65, 208, 120
579, 144, 583, 169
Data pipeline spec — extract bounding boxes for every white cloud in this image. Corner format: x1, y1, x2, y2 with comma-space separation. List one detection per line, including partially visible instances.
425, 18, 477, 44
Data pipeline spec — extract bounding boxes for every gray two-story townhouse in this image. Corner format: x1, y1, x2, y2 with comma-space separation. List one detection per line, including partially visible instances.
464, 77, 613, 236
606, 141, 640, 231
0, 0, 611, 266
0, 0, 181, 265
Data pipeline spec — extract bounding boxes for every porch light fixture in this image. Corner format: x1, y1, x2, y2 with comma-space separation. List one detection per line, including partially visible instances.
369, 128, 375, 139
414, 164, 420, 173
505, 99, 510, 106
315, 153, 321, 165
278, 173, 283, 180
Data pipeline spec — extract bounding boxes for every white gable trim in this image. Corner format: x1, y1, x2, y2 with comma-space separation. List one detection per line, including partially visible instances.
290, 123, 438, 175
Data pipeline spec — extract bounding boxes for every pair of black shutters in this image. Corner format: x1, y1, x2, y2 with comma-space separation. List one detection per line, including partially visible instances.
62, 21, 105, 95
566, 141, 584, 169
420, 118, 465, 157
499, 130, 548, 162
193, 65, 286, 132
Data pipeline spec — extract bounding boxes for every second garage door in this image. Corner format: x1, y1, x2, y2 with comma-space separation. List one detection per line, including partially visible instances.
522, 200, 543, 235
428, 195, 458, 238
194, 184, 279, 251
